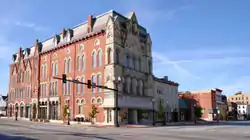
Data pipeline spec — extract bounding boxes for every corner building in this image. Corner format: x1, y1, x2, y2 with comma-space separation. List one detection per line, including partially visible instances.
8, 10, 157, 125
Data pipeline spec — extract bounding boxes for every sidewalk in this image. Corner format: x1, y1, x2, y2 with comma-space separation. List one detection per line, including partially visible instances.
0, 117, 217, 128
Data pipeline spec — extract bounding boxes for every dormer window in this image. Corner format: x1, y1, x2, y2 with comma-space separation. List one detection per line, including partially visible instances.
66, 29, 73, 43
54, 35, 60, 46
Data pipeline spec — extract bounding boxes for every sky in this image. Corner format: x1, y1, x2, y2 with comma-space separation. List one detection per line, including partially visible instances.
0, 0, 250, 96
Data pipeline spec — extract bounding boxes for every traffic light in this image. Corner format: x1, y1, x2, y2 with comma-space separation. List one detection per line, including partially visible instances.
62, 74, 67, 83
87, 80, 92, 89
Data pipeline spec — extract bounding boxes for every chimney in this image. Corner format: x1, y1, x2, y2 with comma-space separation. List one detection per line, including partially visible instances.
62, 28, 66, 38
18, 47, 22, 60
87, 15, 93, 33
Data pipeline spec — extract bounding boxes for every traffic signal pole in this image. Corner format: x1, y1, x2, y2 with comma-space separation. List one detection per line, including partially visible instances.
53, 75, 120, 127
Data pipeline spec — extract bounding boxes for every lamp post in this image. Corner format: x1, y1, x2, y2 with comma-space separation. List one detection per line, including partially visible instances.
152, 98, 156, 126
113, 76, 122, 127
194, 104, 196, 124
166, 101, 169, 124
216, 107, 220, 124
67, 108, 70, 125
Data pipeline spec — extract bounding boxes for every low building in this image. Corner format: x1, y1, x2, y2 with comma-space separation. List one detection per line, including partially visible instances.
153, 76, 179, 122
0, 95, 8, 116
228, 92, 250, 105
237, 103, 250, 120
179, 88, 223, 121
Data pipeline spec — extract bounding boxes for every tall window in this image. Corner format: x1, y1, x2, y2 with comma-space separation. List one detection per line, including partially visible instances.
97, 74, 101, 92
82, 55, 85, 71
77, 78, 81, 93
131, 56, 135, 70
81, 77, 85, 94
125, 55, 129, 68
91, 75, 96, 93
52, 63, 55, 76
64, 59, 67, 74
68, 59, 71, 73
115, 50, 119, 64
107, 48, 111, 64
148, 60, 152, 73
42, 66, 44, 79
97, 50, 102, 67
92, 51, 96, 68
77, 56, 81, 71
138, 57, 141, 71
55, 63, 58, 75
70, 82, 73, 95
78, 105, 82, 114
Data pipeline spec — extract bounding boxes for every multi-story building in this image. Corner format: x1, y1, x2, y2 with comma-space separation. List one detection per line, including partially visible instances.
179, 88, 223, 121
237, 103, 250, 120
0, 95, 7, 116
153, 76, 179, 121
7, 10, 178, 125
227, 92, 250, 105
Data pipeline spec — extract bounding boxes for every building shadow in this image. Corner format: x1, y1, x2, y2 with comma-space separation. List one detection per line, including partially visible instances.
0, 133, 37, 140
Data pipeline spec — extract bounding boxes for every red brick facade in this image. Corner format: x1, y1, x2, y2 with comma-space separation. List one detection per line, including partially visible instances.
7, 15, 108, 122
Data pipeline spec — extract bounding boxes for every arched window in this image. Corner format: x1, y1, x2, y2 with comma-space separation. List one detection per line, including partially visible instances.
92, 51, 96, 68
55, 63, 58, 75
91, 75, 96, 93
67, 59, 71, 73
76, 78, 81, 93
97, 74, 101, 92
77, 56, 81, 71
148, 60, 152, 73
82, 55, 85, 71
138, 57, 141, 71
97, 50, 102, 67
131, 56, 135, 70
81, 77, 85, 94
115, 50, 119, 64
125, 54, 129, 68
42, 66, 44, 78
64, 59, 67, 74
107, 48, 111, 64
51, 63, 54, 76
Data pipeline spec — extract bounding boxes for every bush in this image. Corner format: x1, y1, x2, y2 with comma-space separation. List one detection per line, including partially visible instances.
195, 107, 203, 119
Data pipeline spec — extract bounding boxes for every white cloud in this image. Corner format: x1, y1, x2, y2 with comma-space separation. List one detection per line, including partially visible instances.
152, 51, 200, 79
0, 37, 16, 61
219, 76, 250, 95
0, 19, 48, 32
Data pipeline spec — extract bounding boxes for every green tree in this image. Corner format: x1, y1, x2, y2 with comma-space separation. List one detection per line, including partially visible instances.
157, 100, 165, 120
63, 105, 69, 121
89, 105, 99, 124
195, 107, 203, 119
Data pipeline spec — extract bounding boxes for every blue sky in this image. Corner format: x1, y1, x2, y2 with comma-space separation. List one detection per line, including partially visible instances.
0, 0, 250, 95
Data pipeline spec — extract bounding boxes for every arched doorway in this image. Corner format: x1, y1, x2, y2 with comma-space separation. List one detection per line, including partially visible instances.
15, 103, 19, 117
50, 101, 58, 120
40, 101, 47, 120
20, 103, 24, 118
32, 103, 37, 120
25, 103, 30, 118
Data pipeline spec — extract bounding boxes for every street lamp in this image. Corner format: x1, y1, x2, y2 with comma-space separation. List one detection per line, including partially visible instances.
166, 101, 169, 124
152, 98, 156, 126
194, 104, 196, 124
67, 108, 70, 125
113, 76, 122, 127
216, 107, 220, 124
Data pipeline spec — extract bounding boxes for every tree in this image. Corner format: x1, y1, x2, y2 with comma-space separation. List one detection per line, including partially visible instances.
63, 105, 69, 121
89, 105, 99, 124
157, 100, 165, 120
195, 107, 203, 119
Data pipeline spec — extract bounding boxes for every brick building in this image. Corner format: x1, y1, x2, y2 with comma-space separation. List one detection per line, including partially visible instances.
7, 10, 162, 125
179, 88, 224, 121
227, 92, 250, 105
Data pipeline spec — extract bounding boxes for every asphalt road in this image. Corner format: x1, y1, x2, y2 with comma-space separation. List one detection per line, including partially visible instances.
0, 119, 250, 140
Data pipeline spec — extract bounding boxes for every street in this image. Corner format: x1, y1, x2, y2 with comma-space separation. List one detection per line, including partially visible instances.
0, 119, 250, 140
